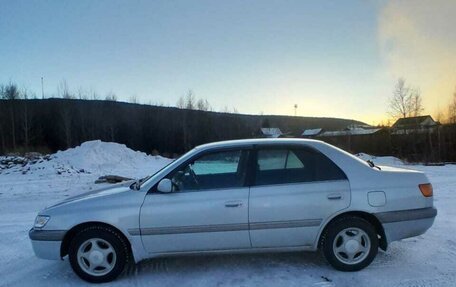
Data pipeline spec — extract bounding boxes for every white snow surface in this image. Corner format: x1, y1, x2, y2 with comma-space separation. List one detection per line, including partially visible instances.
356, 152, 407, 167
0, 143, 455, 287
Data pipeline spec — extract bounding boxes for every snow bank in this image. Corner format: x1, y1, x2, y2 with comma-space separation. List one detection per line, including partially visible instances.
52, 140, 172, 177
0, 140, 173, 179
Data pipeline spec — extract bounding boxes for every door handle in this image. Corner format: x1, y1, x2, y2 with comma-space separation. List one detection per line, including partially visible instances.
327, 193, 342, 200
225, 201, 243, 208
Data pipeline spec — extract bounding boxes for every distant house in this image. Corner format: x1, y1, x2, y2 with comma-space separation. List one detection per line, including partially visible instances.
391, 115, 439, 135
301, 128, 323, 138
318, 124, 383, 137
314, 124, 387, 153
260, 128, 283, 138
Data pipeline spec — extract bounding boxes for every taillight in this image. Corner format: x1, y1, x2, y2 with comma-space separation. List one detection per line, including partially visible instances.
419, 183, 433, 197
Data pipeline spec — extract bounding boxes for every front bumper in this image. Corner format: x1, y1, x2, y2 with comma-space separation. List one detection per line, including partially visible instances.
29, 229, 66, 260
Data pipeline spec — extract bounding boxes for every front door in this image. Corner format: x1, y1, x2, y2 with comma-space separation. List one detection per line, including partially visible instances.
140, 149, 251, 254
249, 146, 351, 248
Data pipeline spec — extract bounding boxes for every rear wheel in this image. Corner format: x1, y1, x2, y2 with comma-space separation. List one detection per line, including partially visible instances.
321, 217, 378, 271
68, 226, 129, 283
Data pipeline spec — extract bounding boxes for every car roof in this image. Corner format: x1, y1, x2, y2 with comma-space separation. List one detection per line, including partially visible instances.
195, 138, 324, 150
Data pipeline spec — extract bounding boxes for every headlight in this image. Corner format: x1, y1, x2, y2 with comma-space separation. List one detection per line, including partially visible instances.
34, 215, 50, 228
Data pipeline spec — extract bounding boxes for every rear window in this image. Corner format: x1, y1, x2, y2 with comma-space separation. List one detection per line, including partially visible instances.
254, 147, 346, 186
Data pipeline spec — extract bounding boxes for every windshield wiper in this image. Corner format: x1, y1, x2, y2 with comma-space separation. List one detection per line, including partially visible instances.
366, 160, 374, 167
366, 160, 381, 170
129, 159, 176, 191
130, 179, 141, 190
130, 175, 153, 190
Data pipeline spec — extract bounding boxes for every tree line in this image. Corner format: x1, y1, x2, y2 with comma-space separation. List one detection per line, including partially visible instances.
0, 82, 359, 156
2, 78, 455, 162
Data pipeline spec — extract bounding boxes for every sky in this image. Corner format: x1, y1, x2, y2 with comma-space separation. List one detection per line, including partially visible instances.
1, 0, 455, 125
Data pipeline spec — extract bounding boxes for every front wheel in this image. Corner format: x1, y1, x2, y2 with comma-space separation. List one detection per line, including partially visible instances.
68, 226, 130, 283
321, 217, 378, 271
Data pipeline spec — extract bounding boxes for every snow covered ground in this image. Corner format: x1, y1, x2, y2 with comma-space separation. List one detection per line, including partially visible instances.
0, 142, 455, 287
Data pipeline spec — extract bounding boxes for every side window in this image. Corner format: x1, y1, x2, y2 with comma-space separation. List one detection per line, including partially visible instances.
286, 151, 304, 169
255, 147, 346, 186
256, 149, 304, 170
313, 151, 347, 181
192, 151, 240, 175
170, 150, 247, 191
257, 150, 287, 170
256, 149, 312, 185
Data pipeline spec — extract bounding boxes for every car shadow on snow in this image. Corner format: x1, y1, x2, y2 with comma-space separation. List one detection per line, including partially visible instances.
123, 251, 333, 280
29, 250, 398, 286
118, 250, 399, 282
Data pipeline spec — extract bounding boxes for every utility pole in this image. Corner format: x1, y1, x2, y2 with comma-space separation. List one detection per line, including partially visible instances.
294, 104, 298, 116
41, 77, 44, 99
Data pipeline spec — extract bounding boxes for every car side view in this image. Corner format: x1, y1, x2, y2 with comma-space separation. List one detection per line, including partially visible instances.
29, 139, 437, 283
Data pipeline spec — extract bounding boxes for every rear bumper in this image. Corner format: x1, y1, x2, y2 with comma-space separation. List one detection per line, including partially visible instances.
376, 207, 437, 244
29, 229, 66, 260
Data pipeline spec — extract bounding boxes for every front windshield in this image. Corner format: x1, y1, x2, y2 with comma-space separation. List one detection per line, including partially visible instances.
135, 152, 191, 188
138, 159, 176, 187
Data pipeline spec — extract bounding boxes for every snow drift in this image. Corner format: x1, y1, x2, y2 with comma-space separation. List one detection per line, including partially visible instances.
0, 140, 173, 179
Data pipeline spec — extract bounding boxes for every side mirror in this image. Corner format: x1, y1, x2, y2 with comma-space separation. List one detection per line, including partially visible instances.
157, 178, 173, 193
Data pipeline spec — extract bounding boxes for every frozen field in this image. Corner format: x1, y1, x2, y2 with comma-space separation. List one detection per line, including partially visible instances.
0, 142, 455, 287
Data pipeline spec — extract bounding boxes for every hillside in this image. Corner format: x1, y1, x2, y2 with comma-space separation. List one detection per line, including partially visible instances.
0, 98, 365, 155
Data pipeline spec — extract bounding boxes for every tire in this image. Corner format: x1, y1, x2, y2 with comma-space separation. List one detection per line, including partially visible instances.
321, 216, 378, 271
68, 225, 130, 283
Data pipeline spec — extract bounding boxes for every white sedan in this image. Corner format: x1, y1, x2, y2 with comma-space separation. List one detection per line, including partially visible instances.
29, 139, 437, 283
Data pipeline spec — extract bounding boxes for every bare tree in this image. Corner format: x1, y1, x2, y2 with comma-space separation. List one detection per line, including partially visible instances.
1, 83, 20, 100
1, 83, 20, 150
409, 88, 423, 117
151, 100, 164, 106
434, 108, 445, 124
220, 106, 230, 113
176, 96, 185, 109
77, 87, 88, 100
129, 95, 138, 104
388, 78, 424, 119
448, 88, 456, 124
196, 98, 211, 111
57, 80, 73, 99
105, 92, 117, 101
90, 88, 99, 100
176, 90, 214, 112
184, 90, 195, 110
389, 78, 410, 119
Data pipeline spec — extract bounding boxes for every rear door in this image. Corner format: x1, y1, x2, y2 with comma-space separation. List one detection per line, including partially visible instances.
140, 149, 252, 254
249, 145, 350, 248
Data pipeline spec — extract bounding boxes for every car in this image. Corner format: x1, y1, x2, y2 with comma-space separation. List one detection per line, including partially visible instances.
29, 138, 437, 283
